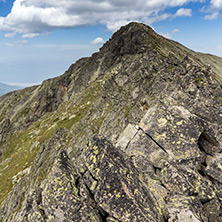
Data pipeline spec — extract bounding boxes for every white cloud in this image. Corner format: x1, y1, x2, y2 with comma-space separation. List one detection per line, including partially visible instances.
175, 8, 192, 16
5, 40, 29, 47
0, 0, 202, 35
22, 33, 40, 38
5, 82, 40, 87
142, 13, 171, 26
161, 28, 180, 39
204, 12, 219, 19
4, 32, 17, 38
106, 20, 133, 32
90, 37, 105, 45
172, 28, 180, 34
210, 0, 222, 9
201, 0, 222, 20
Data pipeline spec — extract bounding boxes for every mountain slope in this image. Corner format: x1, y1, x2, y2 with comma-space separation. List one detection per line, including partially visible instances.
0, 83, 21, 96
1, 22, 222, 221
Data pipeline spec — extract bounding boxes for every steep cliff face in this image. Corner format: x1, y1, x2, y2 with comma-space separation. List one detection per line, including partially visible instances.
1, 22, 222, 221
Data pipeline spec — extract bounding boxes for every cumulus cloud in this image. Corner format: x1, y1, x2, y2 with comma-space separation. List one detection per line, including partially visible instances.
0, 0, 203, 36
202, 0, 222, 20
175, 8, 192, 16
90, 37, 105, 45
210, 0, 222, 9
161, 29, 180, 39
204, 12, 219, 20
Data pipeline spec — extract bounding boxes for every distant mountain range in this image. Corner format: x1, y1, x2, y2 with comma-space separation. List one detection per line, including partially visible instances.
0, 82, 21, 96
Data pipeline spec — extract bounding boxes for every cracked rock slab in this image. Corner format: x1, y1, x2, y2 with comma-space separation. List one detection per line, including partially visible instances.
139, 104, 204, 165
116, 123, 138, 151
126, 129, 169, 169
82, 135, 164, 222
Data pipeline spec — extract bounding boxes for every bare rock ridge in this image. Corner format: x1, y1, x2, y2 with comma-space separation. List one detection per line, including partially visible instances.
1, 22, 222, 221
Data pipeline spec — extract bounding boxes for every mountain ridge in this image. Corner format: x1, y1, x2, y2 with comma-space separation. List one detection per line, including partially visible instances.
0, 22, 222, 221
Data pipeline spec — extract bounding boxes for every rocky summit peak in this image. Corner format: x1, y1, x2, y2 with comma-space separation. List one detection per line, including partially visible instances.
101, 22, 157, 56
1, 22, 222, 221
108, 21, 155, 44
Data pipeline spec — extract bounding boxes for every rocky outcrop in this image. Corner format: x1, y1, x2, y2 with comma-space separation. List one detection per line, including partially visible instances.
0, 119, 11, 144
1, 22, 222, 221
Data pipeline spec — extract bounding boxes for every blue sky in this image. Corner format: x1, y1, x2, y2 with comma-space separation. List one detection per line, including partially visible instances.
0, 0, 222, 86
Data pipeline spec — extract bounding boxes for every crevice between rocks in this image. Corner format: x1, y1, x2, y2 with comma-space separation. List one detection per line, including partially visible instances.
75, 176, 81, 189
144, 131, 168, 154
164, 216, 169, 222
36, 189, 48, 221
84, 182, 110, 222
198, 137, 212, 157
135, 125, 169, 155
124, 129, 139, 151
197, 131, 215, 179
198, 167, 206, 177
153, 165, 161, 175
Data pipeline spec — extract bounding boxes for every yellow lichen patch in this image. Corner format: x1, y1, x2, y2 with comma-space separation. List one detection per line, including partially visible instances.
154, 132, 166, 140
79, 167, 85, 174
217, 164, 222, 170
191, 138, 196, 143
92, 156, 97, 163
109, 163, 114, 168
158, 118, 168, 126
176, 120, 184, 126
93, 146, 98, 150
95, 168, 100, 177
116, 192, 121, 198
94, 149, 99, 155
145, 213, 151, 218
90, 181, 97, 191
88, 164, 94, 171
157, 207, 162, 215
90, 155, 97, 164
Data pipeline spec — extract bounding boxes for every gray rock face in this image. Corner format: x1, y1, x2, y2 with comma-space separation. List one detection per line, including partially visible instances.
206, 153, 222, 183
1, 22, 222, 221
